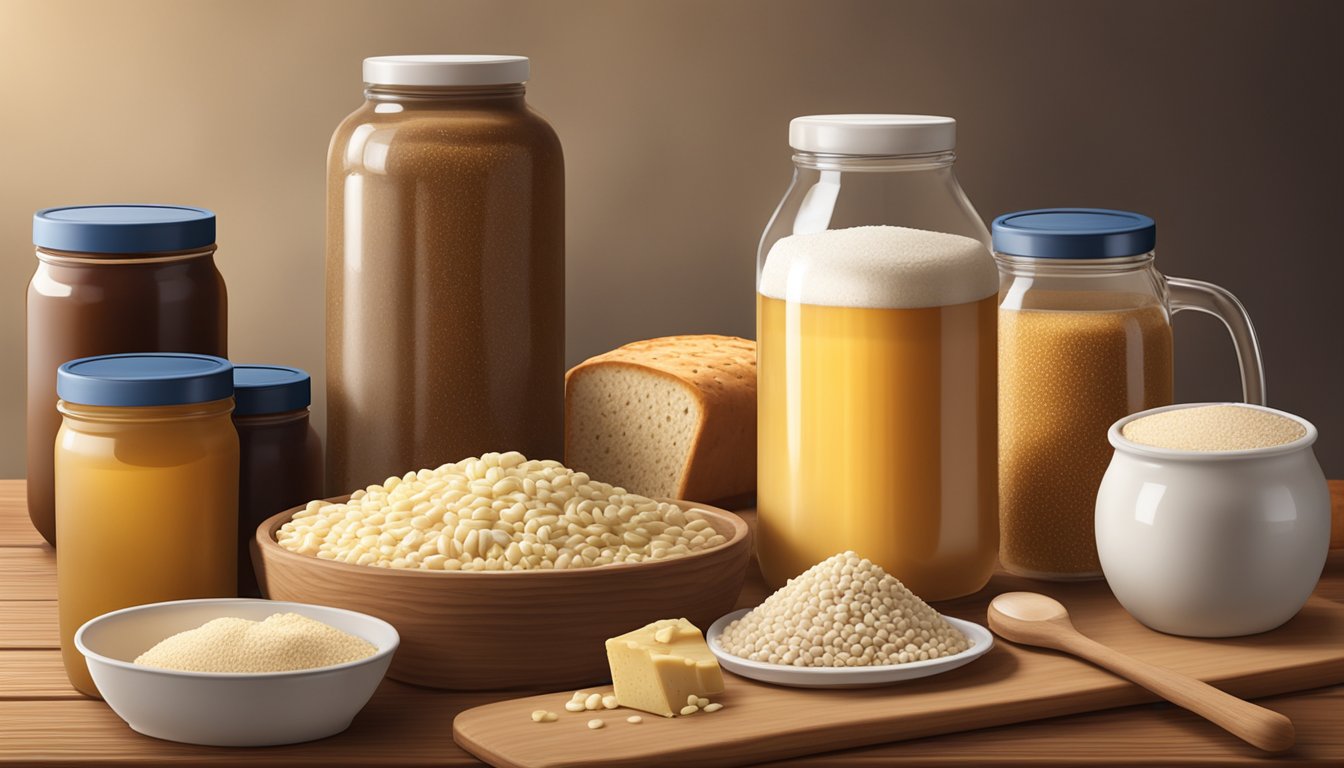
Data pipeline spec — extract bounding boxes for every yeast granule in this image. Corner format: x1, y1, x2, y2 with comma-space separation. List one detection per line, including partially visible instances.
1122, 405, 1306, 452
134, 613, 376, 673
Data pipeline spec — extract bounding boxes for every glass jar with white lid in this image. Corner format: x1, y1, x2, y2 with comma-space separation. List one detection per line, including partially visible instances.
756, 115, 999, 601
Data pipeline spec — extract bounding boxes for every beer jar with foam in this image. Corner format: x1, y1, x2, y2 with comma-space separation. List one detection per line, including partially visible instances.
756, 115, 998, 600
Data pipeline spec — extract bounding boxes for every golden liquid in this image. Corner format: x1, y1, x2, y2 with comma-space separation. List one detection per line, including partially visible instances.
56, 401, 238, 697
998, 294, 1173, 579
757, 294, 998, 601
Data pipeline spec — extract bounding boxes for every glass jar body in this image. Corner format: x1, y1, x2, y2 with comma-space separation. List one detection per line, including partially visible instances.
233, 408, 324, 597
996, 254, 1175, 580
55, 399, 239, 697
755, 153, 999, 601
26, 247, 228, 547
326, 85, 565, 492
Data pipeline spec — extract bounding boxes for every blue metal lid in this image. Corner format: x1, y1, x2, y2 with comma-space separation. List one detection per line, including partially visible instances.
57, 353, 234, 407
991, 208, 1156, 259
33, 205, 216, 254
232, 365, 312, 416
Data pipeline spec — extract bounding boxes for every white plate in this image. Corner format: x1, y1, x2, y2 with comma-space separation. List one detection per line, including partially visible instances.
706, 609, 993, 688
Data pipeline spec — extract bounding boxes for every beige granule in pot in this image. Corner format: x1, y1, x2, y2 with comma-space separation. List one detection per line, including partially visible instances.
134, 613, 376, 673
718, 552, 969, 667
1122, 405, 1306, 451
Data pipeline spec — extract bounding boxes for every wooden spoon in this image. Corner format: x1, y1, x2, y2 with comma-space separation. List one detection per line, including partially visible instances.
988, 592, 1294, 752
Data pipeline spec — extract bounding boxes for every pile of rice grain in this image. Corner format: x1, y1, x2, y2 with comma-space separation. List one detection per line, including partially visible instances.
719, 552, 969, 667
277, 452, 726, 571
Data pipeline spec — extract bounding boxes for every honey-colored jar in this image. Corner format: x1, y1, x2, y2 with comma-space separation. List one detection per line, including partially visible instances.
55, 354, 238, 697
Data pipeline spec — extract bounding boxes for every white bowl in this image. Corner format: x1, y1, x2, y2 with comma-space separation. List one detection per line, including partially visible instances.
75, 598, 399, 746
706, 609, 993, 688
1096, 403, 1330, 637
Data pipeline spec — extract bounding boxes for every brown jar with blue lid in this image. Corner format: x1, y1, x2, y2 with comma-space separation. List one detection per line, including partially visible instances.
28, 205, 227, 546
232, 365, 323, 598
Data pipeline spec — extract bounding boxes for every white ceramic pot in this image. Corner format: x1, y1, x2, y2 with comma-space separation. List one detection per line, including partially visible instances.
1095, 403, 1330, 638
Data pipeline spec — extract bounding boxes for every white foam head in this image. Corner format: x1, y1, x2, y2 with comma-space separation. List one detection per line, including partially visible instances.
758, 226, 999, 309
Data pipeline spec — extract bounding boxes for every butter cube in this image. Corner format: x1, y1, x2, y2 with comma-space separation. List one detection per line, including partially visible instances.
605, 618, 724, 718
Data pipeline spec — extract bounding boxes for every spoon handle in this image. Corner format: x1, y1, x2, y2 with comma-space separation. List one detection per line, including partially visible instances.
1058, 632, 1294, 752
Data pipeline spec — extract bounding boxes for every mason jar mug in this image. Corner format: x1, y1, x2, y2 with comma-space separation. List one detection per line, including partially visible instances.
993, 209, 1265, 580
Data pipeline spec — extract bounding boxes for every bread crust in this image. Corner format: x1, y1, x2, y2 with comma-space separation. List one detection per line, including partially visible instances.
565, 335, 756, 503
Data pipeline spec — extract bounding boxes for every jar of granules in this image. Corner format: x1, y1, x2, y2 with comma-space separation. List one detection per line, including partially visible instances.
55, 353, 238, 697
326, 55, 564, 493
232, 365, 323, 598
993, 209, 1265, 580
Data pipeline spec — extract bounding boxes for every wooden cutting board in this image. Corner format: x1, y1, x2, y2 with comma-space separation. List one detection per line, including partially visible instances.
453, 574, 1344, 768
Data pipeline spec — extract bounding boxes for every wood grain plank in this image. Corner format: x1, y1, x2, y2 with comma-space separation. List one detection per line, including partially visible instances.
452, 588, 1344, 768
0, 684, 498, 766
769, 687, 1344, 766
0, 683, 1340, 767
1332, 480, 1343, 550
0, 480, 1339, 766
0, 547, 56, 600
0, 481, 44, 547
1314, 551, 1344, 604
0, 650, 81, 699
0, 600, 58, 649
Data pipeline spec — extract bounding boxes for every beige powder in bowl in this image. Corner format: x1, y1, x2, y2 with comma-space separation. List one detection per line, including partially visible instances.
135, 613, 377, 673
1121, 405, 1306, 452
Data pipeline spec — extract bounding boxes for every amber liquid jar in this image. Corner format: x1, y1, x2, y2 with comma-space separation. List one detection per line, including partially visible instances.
326, 55, 564, 493
55, 354, 238, 697
28, 205, 227, 546
232, 365, 323, 597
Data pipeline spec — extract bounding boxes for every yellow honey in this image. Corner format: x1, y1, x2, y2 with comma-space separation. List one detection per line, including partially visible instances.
56, 398, 238, 697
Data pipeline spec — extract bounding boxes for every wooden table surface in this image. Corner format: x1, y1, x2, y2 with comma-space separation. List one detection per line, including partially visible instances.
2, 478, 1341, 766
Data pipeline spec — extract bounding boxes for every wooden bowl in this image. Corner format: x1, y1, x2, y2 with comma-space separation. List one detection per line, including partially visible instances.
253, 497, 751, 691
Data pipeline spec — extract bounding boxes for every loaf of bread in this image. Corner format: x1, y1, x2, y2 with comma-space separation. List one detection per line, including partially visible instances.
565, 335, 756, 504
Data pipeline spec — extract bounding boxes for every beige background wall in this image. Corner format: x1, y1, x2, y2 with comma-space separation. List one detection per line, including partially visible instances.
0, 0, 1340, 476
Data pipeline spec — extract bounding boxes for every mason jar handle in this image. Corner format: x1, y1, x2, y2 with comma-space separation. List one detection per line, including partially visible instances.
1166, 277, 1266, 405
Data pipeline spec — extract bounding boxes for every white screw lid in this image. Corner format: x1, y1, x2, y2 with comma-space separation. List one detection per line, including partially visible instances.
789, 114, 956, 156
363, 55, 530, 87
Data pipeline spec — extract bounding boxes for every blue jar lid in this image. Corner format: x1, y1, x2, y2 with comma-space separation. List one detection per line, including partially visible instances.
991, 208, 1156, 259
33, 204, 216, 254
232, 365, 312, 416
57, 354, 234, 407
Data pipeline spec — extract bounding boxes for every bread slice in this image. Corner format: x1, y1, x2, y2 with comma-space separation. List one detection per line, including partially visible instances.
565, 335, 756, 504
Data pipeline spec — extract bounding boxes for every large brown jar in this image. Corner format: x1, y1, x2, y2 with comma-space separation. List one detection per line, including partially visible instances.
27, 205, 227, 546
326, 55, 564, 493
